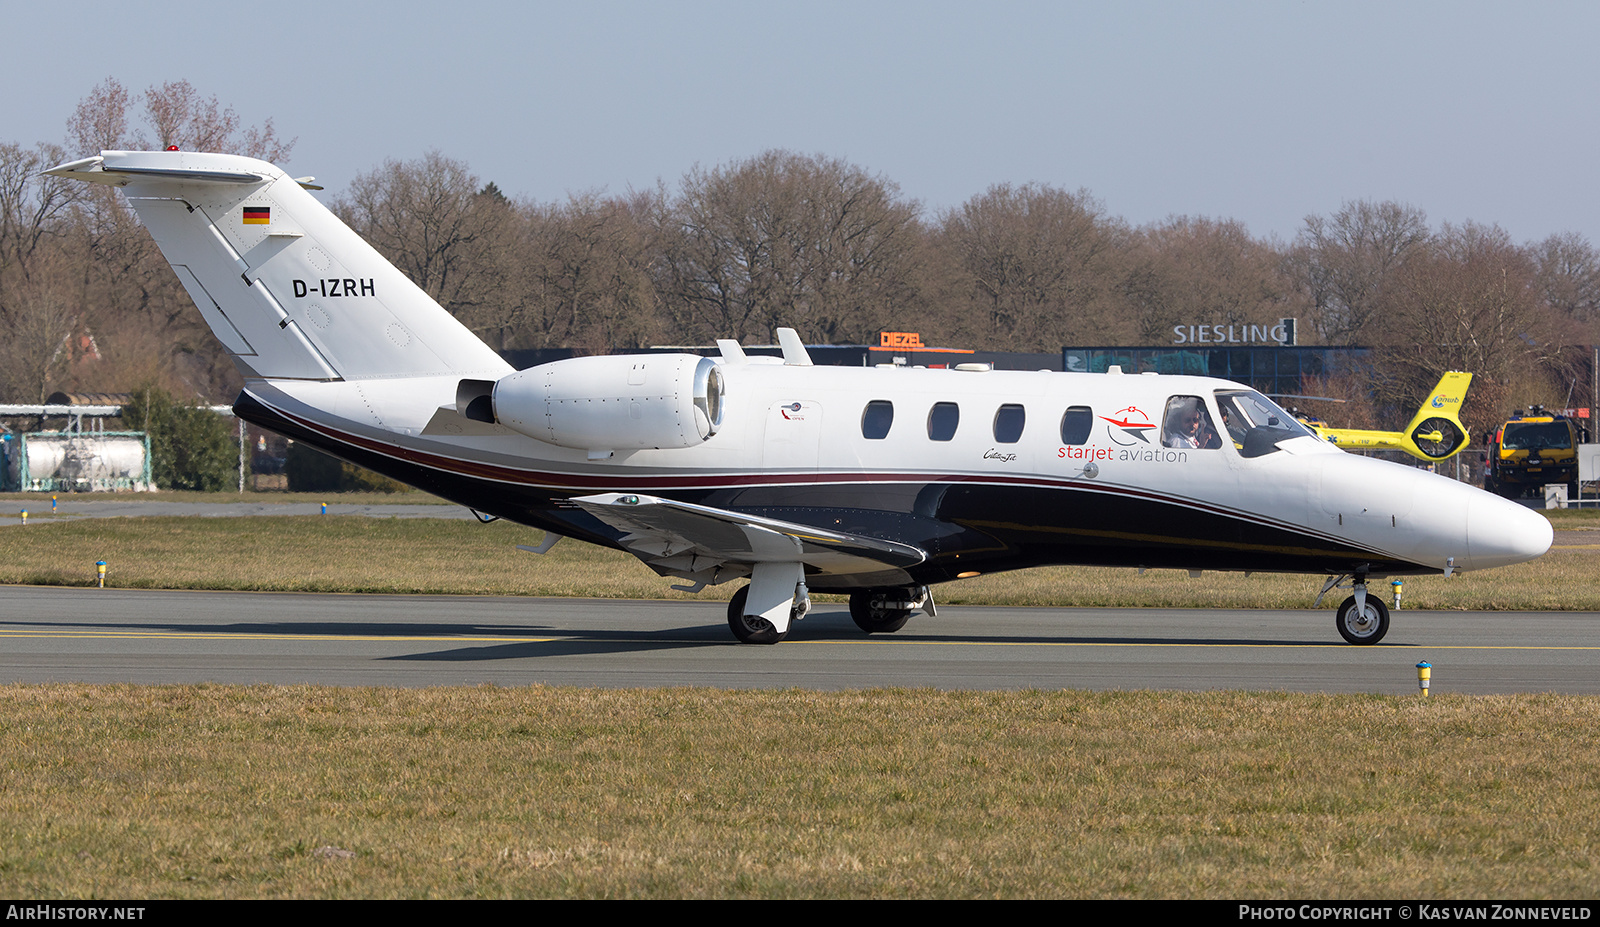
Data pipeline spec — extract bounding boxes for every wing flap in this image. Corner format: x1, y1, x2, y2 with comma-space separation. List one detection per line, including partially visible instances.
569, 492, 926, 586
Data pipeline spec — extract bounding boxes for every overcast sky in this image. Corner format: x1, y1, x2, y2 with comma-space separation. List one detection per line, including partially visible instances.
5, 0, 1597, 245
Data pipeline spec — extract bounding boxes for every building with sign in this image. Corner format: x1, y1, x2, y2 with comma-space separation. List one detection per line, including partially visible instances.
1059, 316, 1371, 395
516, 330, 1364, 394
1061, 345, 1371, 397
634, 332, 1064, 371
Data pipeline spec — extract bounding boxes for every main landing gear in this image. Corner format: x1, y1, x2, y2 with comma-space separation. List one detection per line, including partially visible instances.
1318, 571, 1391, 645
726, 562, 810, 645
726, 576, 935, 644
727, 586, 798, 644
849, 586, 934, 634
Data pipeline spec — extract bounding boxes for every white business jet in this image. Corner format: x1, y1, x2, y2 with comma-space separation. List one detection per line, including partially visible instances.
47, 150, 1552, 646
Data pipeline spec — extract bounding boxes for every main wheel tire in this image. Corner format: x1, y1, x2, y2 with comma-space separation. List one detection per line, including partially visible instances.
849, 589, 913, 634
1335, 593, 1390, 645
727, 585, 788, 645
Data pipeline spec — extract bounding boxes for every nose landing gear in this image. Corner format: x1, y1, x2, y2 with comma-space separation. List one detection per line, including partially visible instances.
1319, 570, 1392, 646
1335, 590, 1390, 645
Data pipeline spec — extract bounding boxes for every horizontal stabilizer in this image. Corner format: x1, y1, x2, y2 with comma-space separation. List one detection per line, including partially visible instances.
570, 492, 926, 587
44, 156, 265, 185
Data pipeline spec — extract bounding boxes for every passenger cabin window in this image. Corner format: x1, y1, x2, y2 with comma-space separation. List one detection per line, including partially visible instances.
1060, 406, 1093, 445
1162, 396, 1222, 449
993, 404, 1026, 443
927, 402, 960, 441
861, 400, 895, 439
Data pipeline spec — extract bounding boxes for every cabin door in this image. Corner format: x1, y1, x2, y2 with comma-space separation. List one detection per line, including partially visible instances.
762, 400, 823, 470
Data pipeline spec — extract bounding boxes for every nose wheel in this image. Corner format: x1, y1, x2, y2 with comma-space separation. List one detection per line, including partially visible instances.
1335, 593, 1390, 645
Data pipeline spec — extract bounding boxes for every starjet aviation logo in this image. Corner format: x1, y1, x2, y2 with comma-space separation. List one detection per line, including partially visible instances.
1100, 406, 1156, 446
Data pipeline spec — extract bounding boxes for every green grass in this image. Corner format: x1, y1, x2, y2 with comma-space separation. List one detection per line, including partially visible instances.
0, 511, 1593, 609
1, 685, 1596, 898
1, 504, 1595, 898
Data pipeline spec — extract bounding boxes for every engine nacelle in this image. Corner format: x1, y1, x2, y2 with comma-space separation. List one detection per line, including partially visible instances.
490, 353, 724, 453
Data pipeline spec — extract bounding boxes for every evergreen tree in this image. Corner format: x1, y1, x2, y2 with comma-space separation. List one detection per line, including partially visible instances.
123, 384, 234, 491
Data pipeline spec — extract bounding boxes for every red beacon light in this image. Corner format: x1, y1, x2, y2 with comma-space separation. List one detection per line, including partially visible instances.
165, 145, 179, 151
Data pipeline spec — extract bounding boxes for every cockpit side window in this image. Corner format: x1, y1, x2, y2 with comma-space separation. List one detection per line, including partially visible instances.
1214, 389, 1313, 458
1161, 396, 1221, 449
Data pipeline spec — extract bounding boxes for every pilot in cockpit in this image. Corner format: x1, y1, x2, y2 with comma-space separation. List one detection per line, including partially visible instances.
1163, 397, 1222, 449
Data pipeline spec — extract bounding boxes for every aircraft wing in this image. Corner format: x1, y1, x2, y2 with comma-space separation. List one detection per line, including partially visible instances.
567, 492, 927, 587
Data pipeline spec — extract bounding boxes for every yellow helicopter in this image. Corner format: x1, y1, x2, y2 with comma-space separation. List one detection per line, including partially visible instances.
1288, 371, 1473, 463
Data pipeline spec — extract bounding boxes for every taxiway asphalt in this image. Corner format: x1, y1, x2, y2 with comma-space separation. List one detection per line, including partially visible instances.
1, 585, 1595, 694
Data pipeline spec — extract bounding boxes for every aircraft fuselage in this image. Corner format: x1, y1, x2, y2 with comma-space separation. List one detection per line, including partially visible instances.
235, 362, 1548, 592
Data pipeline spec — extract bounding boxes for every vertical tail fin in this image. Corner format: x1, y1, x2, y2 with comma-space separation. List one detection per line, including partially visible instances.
45, 151, 511, 382
1402, 371, 1473, 460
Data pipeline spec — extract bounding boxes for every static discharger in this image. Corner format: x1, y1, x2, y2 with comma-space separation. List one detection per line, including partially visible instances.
1417, 661, 1432, 697
1391, 579, 1404, 610
96, 560, 107, 589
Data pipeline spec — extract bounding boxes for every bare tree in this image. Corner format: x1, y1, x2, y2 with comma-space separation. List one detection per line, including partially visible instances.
662, 150, 923, 345
1530, 231, 1600, 327
1118, 216, 1303, 343
932, 183, 1128, 351
0, 142, 79, 281
1292, 372, 1382, 431
1370, 225, 1575, 435
1289, 200, 1431, 345
334, 152, 509, 336
0, 249, 82, 402
66, 78, 294, 161
140, 80, 295, 162
503, 189, 665, 354
65, 78, 136, 155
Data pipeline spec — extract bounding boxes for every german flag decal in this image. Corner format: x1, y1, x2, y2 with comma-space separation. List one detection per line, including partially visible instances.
242, 206, 270, 225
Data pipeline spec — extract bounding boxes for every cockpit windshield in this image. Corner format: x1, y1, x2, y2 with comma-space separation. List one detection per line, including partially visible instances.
1214, 389, 1314, 458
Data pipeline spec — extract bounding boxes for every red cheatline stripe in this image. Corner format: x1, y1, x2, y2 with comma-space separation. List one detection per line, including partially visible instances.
258, 398, 1401, 562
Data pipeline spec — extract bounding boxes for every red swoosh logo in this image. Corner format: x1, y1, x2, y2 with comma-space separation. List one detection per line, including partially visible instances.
1100, 416, 1153, 430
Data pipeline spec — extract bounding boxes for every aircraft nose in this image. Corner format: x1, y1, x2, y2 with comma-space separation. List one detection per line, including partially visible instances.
1465, 492, 1553, 570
